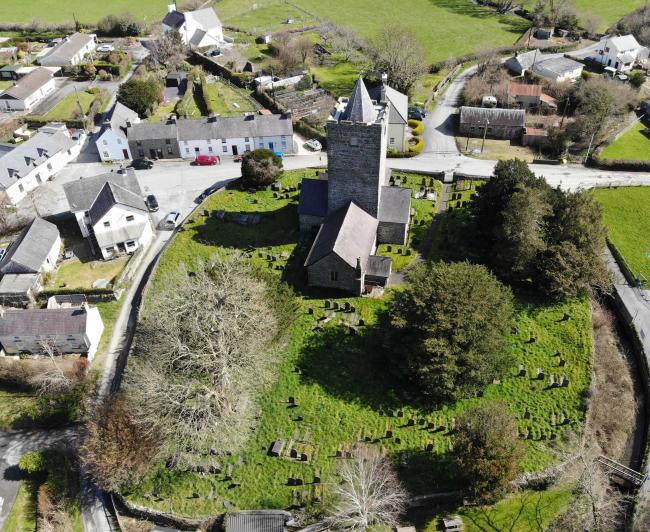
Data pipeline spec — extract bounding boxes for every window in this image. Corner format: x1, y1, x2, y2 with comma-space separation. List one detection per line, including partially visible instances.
186, 148, 190, 154
221, 138, 226, 143
207, 139, 211, 144
136, 141, 142, 146
167, 146, 172, 155
18, 184, 24, 193
47, 163, 52, 170
102, 139, 108, 145
35, 174, 42, 183
103, 151, 109, 158
389, 137, 395, 144
126, 240, 136, 248
350, 136, 359, 147
223, 146, 228, 153
126, 215, 135, 222
138, 149, 144, 157
165, 139, 171, 145
105, 247, 113, 253
208, 146, 213, 152
245, 144, 250, 151
329, 271, 338, 281
244, 137, 250, 142
103, 221, 110, 227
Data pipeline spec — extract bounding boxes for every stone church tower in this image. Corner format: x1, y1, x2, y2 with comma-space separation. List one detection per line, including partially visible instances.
326, 78, 388, 218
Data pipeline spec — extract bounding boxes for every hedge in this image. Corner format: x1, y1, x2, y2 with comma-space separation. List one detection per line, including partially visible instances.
408, 119, 424, 136
409, 136, 425, 154
295, 118, 327, 147
591, 158, 650, 172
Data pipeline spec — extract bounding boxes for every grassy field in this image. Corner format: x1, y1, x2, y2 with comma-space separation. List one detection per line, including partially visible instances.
40, 91, 96, 122
204, 80, 257, 116
49, 256, 128, 290
600, 121, 650, 162
125, 169, 592, 517
311, 61, 359, 97
216, 0, 529, 63
520, 0, 645, 29
593, 186, 650, 281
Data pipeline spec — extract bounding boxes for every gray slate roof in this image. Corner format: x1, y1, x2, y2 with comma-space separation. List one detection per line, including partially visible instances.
103, 102, 139, 135
64, 169, 144, 214
0, 127, 75, 189
366, 255, 392, 278
505, 49, 541, 73
378, 186, 411, 224
127, 121, 177, 142
0, 143, 15, 158
0, 273, 40, 295
0, 307, 88, 336
162, 10, 185, 29
459, 106, 526, 127
304, 201, 378, 269
341, 77, 377, 123
0, 218, 59, 275
0, 67, 53, 101
298, 178, 328, 217
88, 180, 146, 225
39, 32, 94, 66
532, 56, 583, 77
190, 7, 222, 30
368, 82, 408, 124
225, 510, 288, 532
176, 114, 293, 141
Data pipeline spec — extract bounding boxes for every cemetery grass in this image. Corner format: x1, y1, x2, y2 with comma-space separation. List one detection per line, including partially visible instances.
593, 187, 650, 281
600, 122, 650, 162
126, 170, 593, 517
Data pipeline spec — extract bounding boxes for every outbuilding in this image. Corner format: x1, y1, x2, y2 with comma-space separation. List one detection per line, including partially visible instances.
459, 106, 526, 140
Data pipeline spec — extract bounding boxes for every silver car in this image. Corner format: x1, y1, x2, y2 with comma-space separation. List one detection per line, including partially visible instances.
163, 210, 181, 230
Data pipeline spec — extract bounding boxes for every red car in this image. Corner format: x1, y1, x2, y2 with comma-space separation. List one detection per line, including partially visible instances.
194, 154, 219, 166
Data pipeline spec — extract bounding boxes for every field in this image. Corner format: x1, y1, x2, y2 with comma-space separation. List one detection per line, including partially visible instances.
520, 0, 645, 29
458, 137, 538, 162
593, 186, 650, 281
216, 0, 530, 63
311, 61, 359, 98
0, 386, 38, 430
600, 121, 650, 162
125, 169, 592, 518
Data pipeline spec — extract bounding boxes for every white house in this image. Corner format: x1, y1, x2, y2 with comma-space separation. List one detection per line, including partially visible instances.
595, 34, 643, 72
64, 169, 153, 260
368, 75, 409, 152
0, 217, 60, 275
96, 102, 140, 162
0, 67, 56, 111
532, 56, 584, 82
0, 304, 104, 360
38, 32, 96, 67
162, 4, 224, 49
0, 123, 84, 205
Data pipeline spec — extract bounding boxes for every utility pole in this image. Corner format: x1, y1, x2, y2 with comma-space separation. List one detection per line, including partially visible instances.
481, 119, 490, 153
584, 130, 596, 163
74, 85, 87, 125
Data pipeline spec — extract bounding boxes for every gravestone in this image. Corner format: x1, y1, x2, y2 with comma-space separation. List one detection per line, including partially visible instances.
537, 368, 545, 380
344, 301, 351, 312
314, 475, 321, 484
325, 300, 331, 309
559, 358, 566, 367
550, 374, 557, 387
333, 301, 340, 310
288, 396, 296, 405
523, 408, 531, 420
387, 245, 392, 252
300, 453, 308, 462
335, 450, 342, 458
395, 437, 401, 444
407, 418, 415, 427
418, 418, 426, 426
308, 306, 314, 315
270, 439, 284, 457
529, 336, 537, 344
385, 430, 393, 438
426, 443, 434, 452
287, 477, 295, 486
209, 465, 221, 474
561, 375, 569, 387
511, 326, 518, 334
397, 410, 404, 417
290, 448, 298, 459
427, 421, 435, 430
518, 364, 526, 377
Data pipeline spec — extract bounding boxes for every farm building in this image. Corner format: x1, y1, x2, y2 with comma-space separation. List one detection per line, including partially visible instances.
505, 49, 543, 76
459, 107, 526, 140
508, 82, 558, 112
532, 56, 583, 82
522, 127, 548, 146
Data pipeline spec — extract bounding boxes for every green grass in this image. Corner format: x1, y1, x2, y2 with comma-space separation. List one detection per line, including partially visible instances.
600, 121, 650, 162
224, 3, 317, 34
593, 186, 650, 281
0, 386, 38, 430
204, 80, 257, 116
2, 480, 38, 532
217, 0, 529, 63
126, 169, 592, 517
311, 61, 359, 97
0, 80, 14, 91
40, 91, 96, 122
49, 256, 129, 290
520, 0, 645, 29
150, 100, 178, 123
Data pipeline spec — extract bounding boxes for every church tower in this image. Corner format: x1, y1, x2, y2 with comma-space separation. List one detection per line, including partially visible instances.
326, 77, 388, 218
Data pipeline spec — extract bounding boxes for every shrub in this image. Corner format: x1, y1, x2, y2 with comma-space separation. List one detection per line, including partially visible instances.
117, 78, 162, 117
19, 451, 48, 475
295, 73, 313, 91
408, 119, 424, 135
629, 71, 647, 89
240, 148, 284, 189
97, 13, 142, 37
86, 87, 100, 95
408, 136, 425, 154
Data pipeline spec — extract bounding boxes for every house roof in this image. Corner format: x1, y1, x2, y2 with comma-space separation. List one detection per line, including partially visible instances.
506, 49, 541, 71
298, 178, 328, 217
459, 106, 526, 127
540, 93, 558, 106
63, 169, 143, 213
341, 77, 377, 123
0, 67, 53, 101
508, 82, 542, 98
0, 307, 89, 337
87, 180, 146, 225
39, 32, 94, 65
189, 28, 208, 48
189, 8, 222, 31
0, 143, 15, 158
0, 127, 74, 190
606, 34, 640, 52
224, 510, 288, 532
524, 127, 547, 136
618, 52, 636, 64
175, 114, 293, 141
0, 273, 40, 295
368, 82, 408, 124
378, 186, 411, 224
103, 101, 139, 134
162, 10, 185, 29
366, 255, 392, 278
304, 201, 378, 269
127, 121, 178, 142
0, 218, 59, 275
533, 56, 583, 78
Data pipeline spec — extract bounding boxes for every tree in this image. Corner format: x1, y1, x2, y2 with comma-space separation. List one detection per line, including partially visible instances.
494, 0, 515, 14
581, 13, 603, 36
389, 261, 514, 401
240, 148, 284, 189
453, 402, 526, 500
294, 35, 313, 65
367, 24, 427, 93
629, 70, 647, 89
327, 445, 408, 531
148, 29, 185, 70
117, 78, 161, 117
97, 13, 142, 37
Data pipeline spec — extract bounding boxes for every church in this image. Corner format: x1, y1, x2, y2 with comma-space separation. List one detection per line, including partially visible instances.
299, 77, 412, 295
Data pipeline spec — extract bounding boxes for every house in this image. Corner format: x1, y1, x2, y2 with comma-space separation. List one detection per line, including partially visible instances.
127, 120, 180, 160
162, 4, 224, 49
0, 67, 56, 111
531, 56, 583, 82
459, 107, 526, 140
0, 274, 42, 306
64, 169, 153, 260
368, 74, 409, 152
0, 217, 60, 275
595, 34, 643, 72
38, 32, 96, 67
0, 304, 104, 360
299, 77, 413, 295
508, 82, 558, 112
505, 49, 542, 76
0, 123, 83, 205
96, 102, 140, 162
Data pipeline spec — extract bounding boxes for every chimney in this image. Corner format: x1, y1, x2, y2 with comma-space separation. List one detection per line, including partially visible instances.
125, 119, 132, 128
381, 72, 388, 83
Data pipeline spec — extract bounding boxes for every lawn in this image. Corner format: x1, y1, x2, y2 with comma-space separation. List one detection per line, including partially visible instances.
0, 386, 38, 430
216, 0, 529, 63
458, 137, 538, 162
150, 100, 178, 123
600, 121, 650, 162
311, 61, 359, 98
204, 80, 257, 116
593, 186, 650, 281
0, 80, 13, 91
520, 0, 645, 30
125, 169, 592, 517
49, 256, 129, 290
40, 91, 97, 122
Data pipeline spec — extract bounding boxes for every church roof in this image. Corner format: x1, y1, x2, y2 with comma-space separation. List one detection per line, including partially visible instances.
341, 77, 376, 123
378, 186, 411, 224
298, 178, 328, 217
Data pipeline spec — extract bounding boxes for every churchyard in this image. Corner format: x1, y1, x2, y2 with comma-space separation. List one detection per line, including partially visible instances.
124, 168, 591, 522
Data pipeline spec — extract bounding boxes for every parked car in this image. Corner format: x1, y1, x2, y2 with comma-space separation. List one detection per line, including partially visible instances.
305, 139, 322, 151
408, 107, 426, 120
163, 210, 181, 230
97, 44, 115, 53
208, 48, 222, 57
194, 154, 219, 166
145, 194, 159, 212
130, 158, 154, 170
274, 151, 284, 159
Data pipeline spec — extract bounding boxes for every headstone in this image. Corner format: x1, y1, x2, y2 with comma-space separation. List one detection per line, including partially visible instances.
270, 438, 284, 457
387, 409, 394, 417
314, 475, 321, 484
335, 450, 342, 458
427, 421, 435, 430
288, 477, 295, 486
387, 245, 392, 252
407, 418, 415, 427
209, 465, 221, 474
550, 374, 558, 387
325, 300, 331, 309
426, 443, 434, 452
288, 396, 296, 405
559, 358, 566, 367
518, 364, 526, 377
295, 478, 303, 486
333, 301, 340, 310
529, 336, 537, 344
397, 410, 404, 417
192, 492, 200, 498
290, 448, 298, 459
561, 374, 569, 387
523, 408, 531, 419
418, 418, 426, 426
562, 313, 571, 321
385, 430, 393, 438
300, 453, 308, 462
537, 368, 544, 380
308, 306, 314, 315
344, 301, 351, 312
511, 326, 518, 334
395, 437, 401, 444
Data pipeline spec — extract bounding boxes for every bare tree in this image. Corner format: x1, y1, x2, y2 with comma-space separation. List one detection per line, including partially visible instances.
294, 35, 313, 65
326, 445, 408, 531
28, 340, 75, 395
319, 22, 361, 62
147, 28, 186, 70
581, 13, 603, 37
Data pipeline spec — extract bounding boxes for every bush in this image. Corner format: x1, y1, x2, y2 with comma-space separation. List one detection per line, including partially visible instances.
19, 451, 48, 475
408, 119, 424, 135
86, 87, 100, 95
117, 78, 162, 117
240, 148, 284, 189
592, 158, 650, 172
408, 136, 425, 154
295, 73, 313, 91
97, 13, 142, 37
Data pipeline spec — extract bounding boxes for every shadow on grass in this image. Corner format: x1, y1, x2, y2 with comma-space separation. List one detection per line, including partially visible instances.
395, 447, 462, 495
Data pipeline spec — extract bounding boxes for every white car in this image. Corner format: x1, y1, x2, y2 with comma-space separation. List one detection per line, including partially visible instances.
305, 139, 322, 151
163, 210, 181, 230
97, 44, 115, 53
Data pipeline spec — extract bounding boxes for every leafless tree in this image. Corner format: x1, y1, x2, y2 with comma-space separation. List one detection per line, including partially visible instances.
494, 0, 515, 14
28, 340, 75, 395
294, 36, 314, 65
147, 28, 186, 70
326, 445, 408, 531
581, 13, 603, 37
319, 22, 360, 62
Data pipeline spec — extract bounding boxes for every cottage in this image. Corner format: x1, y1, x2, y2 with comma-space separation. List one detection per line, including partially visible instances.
595, 34, 643, 72
368, 74, 409, 152
0, 305, 104, 359
0, 67, 56, 111
0, 218, 60, 275
64, 169, 153, 260
38, 32, 96, 67
96, 102, 140, 162
0, 123, 83, 205
127, 120, 180, 160
508, 82, 558, 112
532, 56, 583, 82
166, 71, 188, 88
459, 107, 526, 140
162, 5, 224, 49
505, 49, 542, 76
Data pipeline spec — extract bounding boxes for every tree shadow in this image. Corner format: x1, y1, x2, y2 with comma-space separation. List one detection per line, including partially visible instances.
394, 447, 462, 496
428, 0, 530, 34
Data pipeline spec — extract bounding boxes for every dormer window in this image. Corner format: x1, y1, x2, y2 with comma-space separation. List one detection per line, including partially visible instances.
103, 221, 110, 228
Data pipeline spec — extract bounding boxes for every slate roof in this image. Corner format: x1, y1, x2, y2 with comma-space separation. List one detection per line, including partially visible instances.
532, 56, 583, 78
0, 307, 89, 336
0, 273, 40, 295
0, 143, 15, 158
0, 67, 53, 101
224, 510, 288, 532
607, 34, 641, 52
298, 178, 328, 217
175, 114, 293, 141
459, 106, 526, 127
341, 77, 377, 123
103, 102, 139, 134
162, 10, 185, 29
127, 121, 178, 142
189, 7, 222, 31
368, 82, 408, 124
87, 180, 146, 225
505, 49, 541, 73
0, 218, 59, 275
0, 128, 74, 189
619, 52, 636, 64
378, 186, 411, 224
304, 202, 378, 269
39, 32, 94, 65
366, 255, 392, 278
63, 169, 143, 213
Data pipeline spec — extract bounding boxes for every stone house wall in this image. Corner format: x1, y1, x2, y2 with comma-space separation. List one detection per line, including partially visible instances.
459, 123, 523, 140
307, 253, 362, 295
299, 214, 324, 233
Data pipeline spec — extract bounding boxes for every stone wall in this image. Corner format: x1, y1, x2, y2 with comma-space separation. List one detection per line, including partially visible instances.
128, 137, 181, 159
299, 213, 324, 233
307, 253, 361, 295
377, 221, 408, 245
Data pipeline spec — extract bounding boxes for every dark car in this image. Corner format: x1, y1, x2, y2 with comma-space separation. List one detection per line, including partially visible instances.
408, 107, 426, 120
145, 194, 159, 212
131, 158, 154, 170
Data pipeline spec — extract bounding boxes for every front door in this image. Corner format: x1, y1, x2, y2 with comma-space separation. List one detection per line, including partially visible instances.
232, 145, 238, 156
268, 142, 274, 151
149, 149, 157, 159
122, 149, 129, 159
